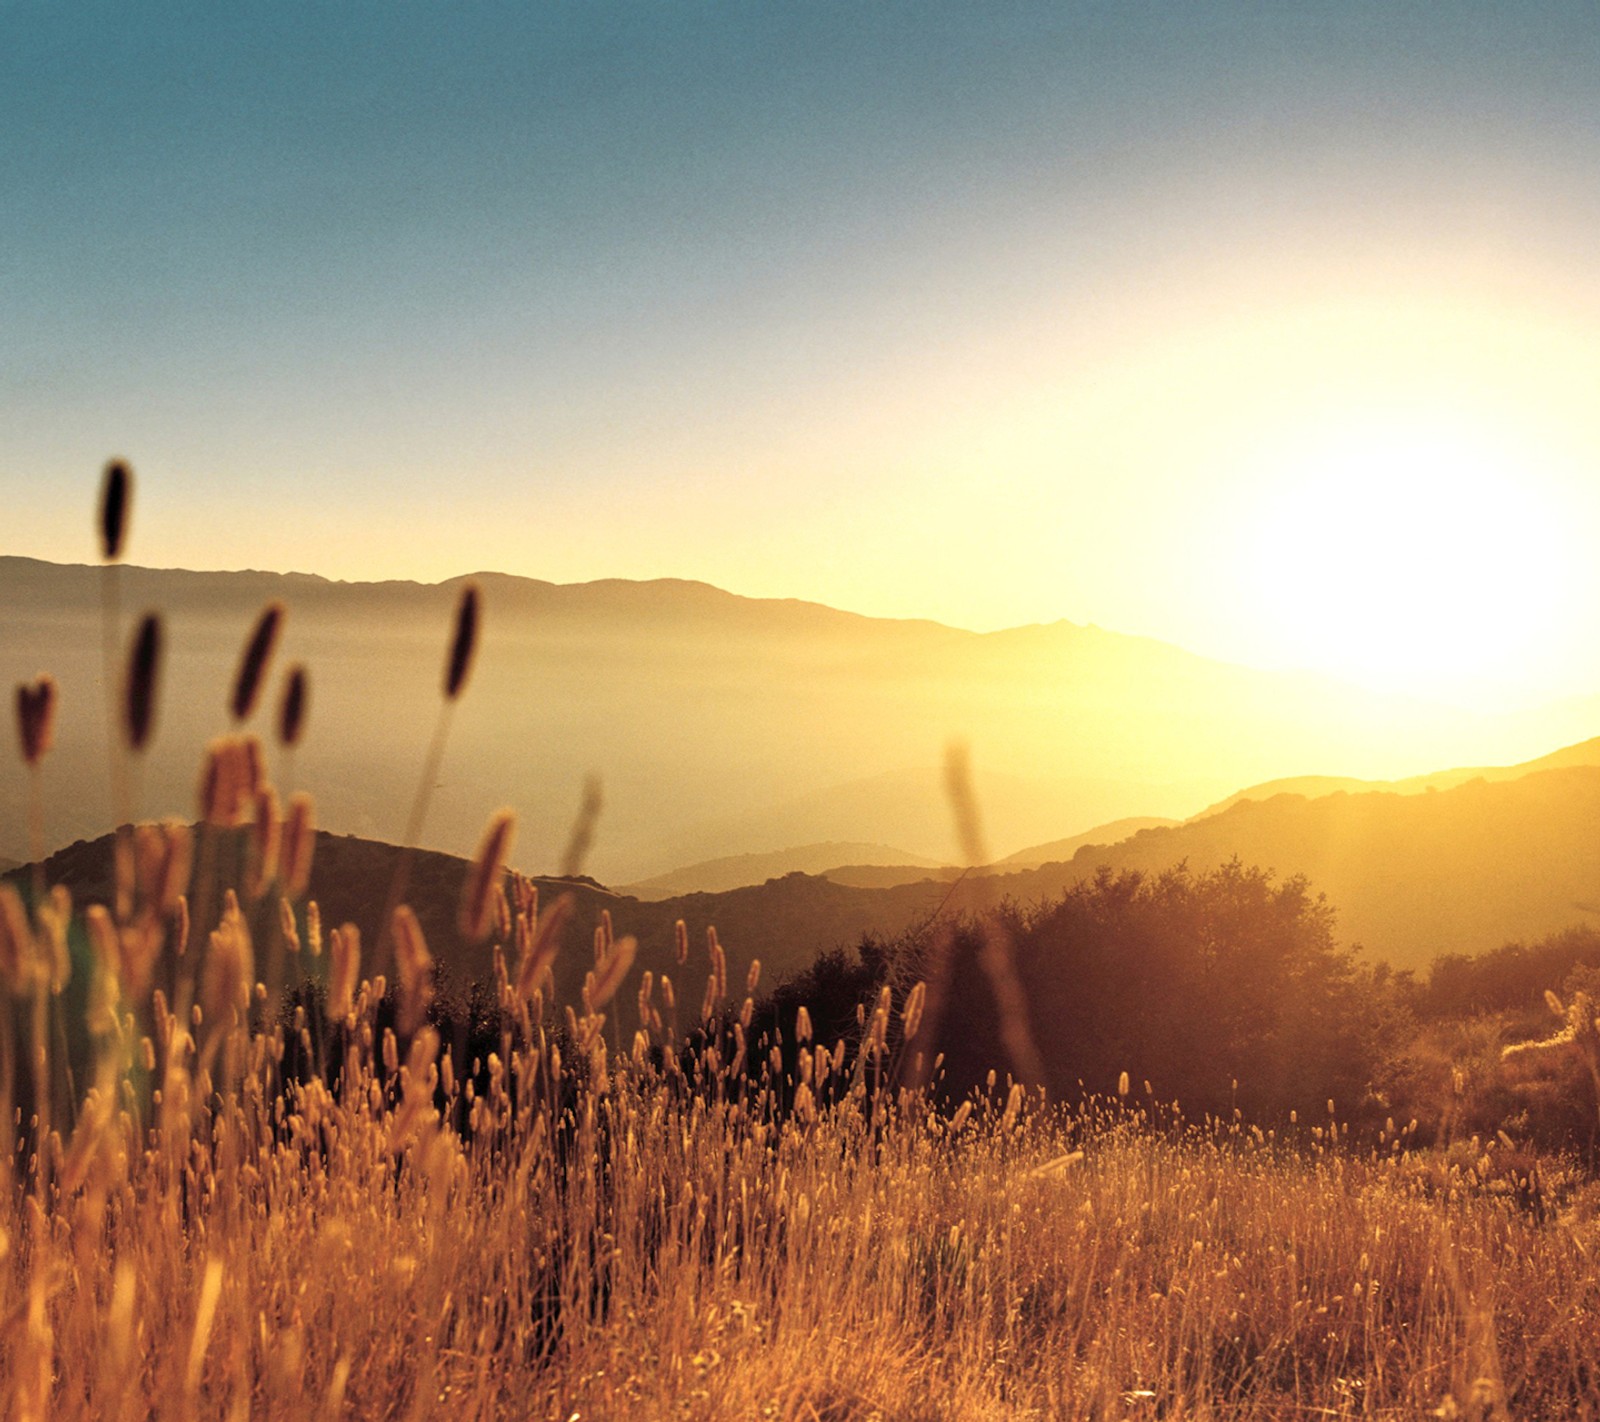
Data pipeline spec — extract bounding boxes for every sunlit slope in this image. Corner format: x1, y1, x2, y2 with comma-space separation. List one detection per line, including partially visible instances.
997, 816, 1181, 868
1191, 737, 1600, 820
617, 841, 940, 899
0, 555, 1574, 883
1006, 764, 1600, 969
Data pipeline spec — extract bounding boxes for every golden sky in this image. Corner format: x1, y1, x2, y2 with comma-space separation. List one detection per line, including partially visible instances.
7, 4, 1600, 714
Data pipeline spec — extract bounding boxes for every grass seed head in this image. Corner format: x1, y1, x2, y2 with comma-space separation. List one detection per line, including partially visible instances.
230, 601, 284, 723
199, 735, 265, 827
460, 808, 515, 942
444, 582, 480, 700
15, 675, 57, 766
133, 820, 192, 915
392, 904, 434, 1034
278, 663, 308, 747
281, 792, 316, 898
246, 786, 282, 899
587, 932, 637, 1010
328, 922, 359, 1018
0, 882, 34, 990
123, 613, 163, 752
202, 893, 253, 1029
515, 890, 571, 1001
559, 773, 603, 878
99, 459, 131, 561
902, 980, 927, 1042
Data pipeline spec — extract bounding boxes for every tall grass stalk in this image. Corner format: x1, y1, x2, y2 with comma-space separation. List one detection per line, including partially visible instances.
375, 581, 479, 974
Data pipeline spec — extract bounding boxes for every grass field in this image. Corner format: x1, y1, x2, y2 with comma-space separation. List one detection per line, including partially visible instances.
4, 996, 1600, 1420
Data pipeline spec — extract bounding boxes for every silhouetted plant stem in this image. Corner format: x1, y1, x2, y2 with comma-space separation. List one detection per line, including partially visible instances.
27, 764, 44, 907
376, 582, 479, 975
377, 701, 455, 975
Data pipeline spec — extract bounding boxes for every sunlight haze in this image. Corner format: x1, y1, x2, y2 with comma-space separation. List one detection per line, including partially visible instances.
7, 2, 1600, 720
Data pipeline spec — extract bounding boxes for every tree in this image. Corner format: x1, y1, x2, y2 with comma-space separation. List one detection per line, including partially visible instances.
913, 861, 1378, 1121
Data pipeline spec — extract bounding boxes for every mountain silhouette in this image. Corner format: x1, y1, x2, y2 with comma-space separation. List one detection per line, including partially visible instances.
618, 841, 940, 898
4, 556, 1580, 887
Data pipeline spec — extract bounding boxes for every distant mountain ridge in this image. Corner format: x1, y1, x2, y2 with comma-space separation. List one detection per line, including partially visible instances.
618, 841, 940, 899
998, 816, 1181, 869
1191, 736, 1600, 820
1, 555, 1588, 886
627, 814, 1182, 897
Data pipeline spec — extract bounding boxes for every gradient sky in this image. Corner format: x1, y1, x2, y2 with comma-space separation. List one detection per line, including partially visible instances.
8, 3, 1600, 708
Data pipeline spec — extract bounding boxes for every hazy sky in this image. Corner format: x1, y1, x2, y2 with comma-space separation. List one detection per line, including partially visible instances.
8, 3, 1600, 707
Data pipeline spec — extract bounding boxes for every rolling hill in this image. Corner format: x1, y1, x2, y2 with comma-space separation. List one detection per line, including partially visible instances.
617, 841, 941, 899
21, 743, 1600, 995
19, 828, 947, 1013
977, 762, 1600, 970
1191, 736, 1600, 820
996, 816, 1181, 869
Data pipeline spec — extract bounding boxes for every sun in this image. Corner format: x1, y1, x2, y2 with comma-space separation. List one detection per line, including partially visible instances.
1242, 411, 1575, 704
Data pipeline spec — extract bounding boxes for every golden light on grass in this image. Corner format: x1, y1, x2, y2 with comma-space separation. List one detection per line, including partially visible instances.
459, 808, 515, 943
280, 792, 315, 899
392, 904, 435, 1034
198, 735, 264, 828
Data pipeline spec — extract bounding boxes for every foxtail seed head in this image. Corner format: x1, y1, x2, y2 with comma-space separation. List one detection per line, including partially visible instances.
230, 602, 284, 723
586, 932, 636, 1011
278, 664, 308, 748
199, 735, 264, 827
392, 905, 434, 1034
516, 891, 572, 1002
99, 459, 131, 562
245, 786, 282, 900
560, 774, 602, 879
124, 614, 163, 752
444, 582, 480, 700
281, 793, 315, 899
328, 922, 360, 1019
15, 675, 57, 766
460, 809, 515, 943
902, 980, 927, 1042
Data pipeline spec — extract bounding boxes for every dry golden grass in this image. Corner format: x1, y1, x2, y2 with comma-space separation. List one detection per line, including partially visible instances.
3, 467, 1600, 1420
5, 1029, 1600, 1420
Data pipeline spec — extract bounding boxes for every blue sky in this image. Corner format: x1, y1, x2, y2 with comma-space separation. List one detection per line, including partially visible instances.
7, 3, 1600, 702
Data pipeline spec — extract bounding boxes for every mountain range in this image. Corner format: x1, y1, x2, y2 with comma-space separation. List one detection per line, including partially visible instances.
3, 556, 1590, 889
18, 733, 1600, 983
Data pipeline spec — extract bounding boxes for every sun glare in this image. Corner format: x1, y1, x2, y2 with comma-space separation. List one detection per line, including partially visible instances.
1243, 413, 1575, 704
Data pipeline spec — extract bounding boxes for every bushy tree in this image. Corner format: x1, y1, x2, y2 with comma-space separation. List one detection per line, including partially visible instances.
911, 861, 1381, 1122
